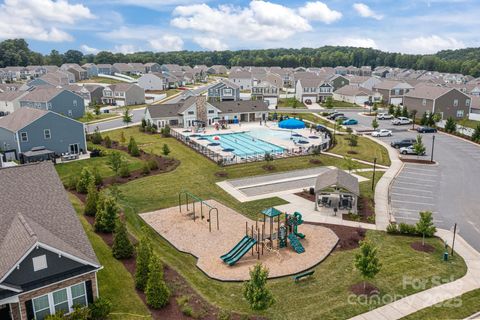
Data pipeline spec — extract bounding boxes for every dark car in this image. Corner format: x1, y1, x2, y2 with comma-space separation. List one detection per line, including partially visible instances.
391, 138, 416, 149
305, 99, 312, 105
416, 126, 437, 133
328, 113, 345, 120
316, 124, 328, 132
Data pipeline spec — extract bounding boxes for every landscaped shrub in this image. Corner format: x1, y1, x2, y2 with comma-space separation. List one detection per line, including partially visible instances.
84, 181, 99, 216
472, 124, 480, 143
119, 161, 130, 178
89, 297, 112, 320
129, 137, 140, 156
112, 220, 134, 259
142, 162, 151, 175
148, 158, 158, 171
416, 211, 437, 245
94, 196, 118, 233
444, 117, 457, 133
218, 309, 232, 320
162, 144, 171, 156
76, 167, 93, 194
91, 128, 103, 145
135, 233, 153, 291
151, 123, 158, 134
161, 124, 171, 137
146, 254, 170, 309
398, 222, 418, 235
92, 167, 103, 186
107, 151, 124, 177
104, 135, 112, 148
65, 175, 79, 190
354, 240, 381, 290
243, 263, 274, 310
386, 223, 399, 234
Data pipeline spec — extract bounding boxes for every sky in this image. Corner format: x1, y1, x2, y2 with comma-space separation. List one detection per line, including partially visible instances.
1, 0, 479, 55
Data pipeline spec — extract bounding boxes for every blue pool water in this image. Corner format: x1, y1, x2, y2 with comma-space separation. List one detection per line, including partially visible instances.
203, 132, 284, 157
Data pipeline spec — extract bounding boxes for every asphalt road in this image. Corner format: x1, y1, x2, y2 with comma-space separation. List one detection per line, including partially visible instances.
86, 83, 214, 133
341, 110, 480, 251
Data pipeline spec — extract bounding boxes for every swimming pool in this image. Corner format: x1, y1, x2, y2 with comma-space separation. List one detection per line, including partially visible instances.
203, 132, 284, 157
248, 127, 305, 142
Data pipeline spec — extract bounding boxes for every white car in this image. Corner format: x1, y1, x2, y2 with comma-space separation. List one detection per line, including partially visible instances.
391, 117, 412, 125
399, 145, 425, 156
377, 113, 394, 120
371, 129, 393, 137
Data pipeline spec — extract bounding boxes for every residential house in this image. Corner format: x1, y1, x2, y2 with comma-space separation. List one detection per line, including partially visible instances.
403, 84, 471, 120
4, 67, 29, 81
345, 75, 381, 90
334, 66, 348, 76
65, 84, 104, 106
328, 74, 350, 91
28, 71, 74, 87
228, 70, 252, 90
360, 66, 372, 76
144, 63, 162, 73
137, 73, 166, 91
373, 80, 413, 105
20, 87, 85, 119
0, 83, 24, 92
96, 64, 112, 75
0, 161, 100, 320
67, 66, 88, 82
0, 91, 29, 114
102, 83, 145, 107
128, 63, 146, 75
251, 81, 279, 106
0, 108, 87, 161
295, 77, 333, 103
468, 95, 480, 121
332, 85, 381, 105
208, 79, 240, 101
207, 65, 228, 75
161, 64, 182, 73
81, 63, 98, 78
112, 63, 134, 75
192, 65, 208, 82
25, 66, 47, 78
171, 70, 194, 85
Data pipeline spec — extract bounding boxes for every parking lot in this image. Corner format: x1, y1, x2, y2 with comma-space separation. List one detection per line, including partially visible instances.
338, 110, 480, 250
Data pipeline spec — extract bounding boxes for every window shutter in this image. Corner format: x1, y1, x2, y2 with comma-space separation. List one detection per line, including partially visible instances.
25, 299, 34, 320
85, 280, 94, 304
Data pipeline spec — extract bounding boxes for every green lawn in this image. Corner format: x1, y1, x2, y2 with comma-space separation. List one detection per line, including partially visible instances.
56, 143, 145, 184
69, 194, 151, 320
402, 288, 480, 320
459, 118, 480, 130
330, 134, 391, 166
78, 113, 119, 123
277, 98, 307, 109
326, 100, 364, 109
78, 77, 125, 84
60, 128, 466, 319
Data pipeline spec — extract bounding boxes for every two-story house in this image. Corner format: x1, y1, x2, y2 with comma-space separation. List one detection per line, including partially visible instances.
207, 79, 240, 101
295, 78, 333, 103
102, 83, 145, 107
137, 73, 166, 91
20, 87, 85, 119
61, 64, 87, 82
96, 64, 112, 75
332, 85, 381, 105
228, 70, 252, 90
0, 91, 29, 114
373, 80, 414, 106
112, 63, 134, 75
144, 63, 162, 73
0, 162, 101, 320
251, 81, 279, 106
81, 63, 99, 78
65, 85, 104, 106
0, 108, 87, 161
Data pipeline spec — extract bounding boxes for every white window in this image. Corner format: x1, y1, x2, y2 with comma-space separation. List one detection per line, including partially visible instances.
33, 295, 50, 320
71, 283, 87, 306
52, 289, 69, 314
46, 102, 52, 110
44, 129, 51, 139
20, 132, 28, 142
466, 99, 471, 107
73, 100, 77, 107
33, 255, 48, 271
454, 99, 458, 107
422, 99, 426, 106
188, 111, 194, 115
68, 110, 73, 117
208, 110, 214, 114
457, 110, 464, 118
394, 89, 400, 95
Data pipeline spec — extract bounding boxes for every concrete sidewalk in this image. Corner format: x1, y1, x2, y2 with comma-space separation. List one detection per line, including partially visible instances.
350, 228, 480, 320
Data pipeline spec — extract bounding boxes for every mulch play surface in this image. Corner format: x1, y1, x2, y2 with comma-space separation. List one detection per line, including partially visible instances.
350, 282, 380, 296
411, 241, 435, 253
305, 222, 366, 251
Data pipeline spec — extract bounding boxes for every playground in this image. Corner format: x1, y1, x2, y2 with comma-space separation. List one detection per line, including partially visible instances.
140, 193, 339, 281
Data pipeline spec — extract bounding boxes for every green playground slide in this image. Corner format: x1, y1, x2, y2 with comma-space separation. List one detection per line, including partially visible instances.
225, 238, 257, 266
220, 235, 250, 262
288, 233, 305, 254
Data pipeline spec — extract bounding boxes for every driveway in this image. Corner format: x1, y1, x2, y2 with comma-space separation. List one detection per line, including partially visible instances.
340, 109, 480, 250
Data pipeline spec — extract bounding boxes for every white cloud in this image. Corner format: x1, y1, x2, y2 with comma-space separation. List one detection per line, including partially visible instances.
298, 1, 342, 24
149, 35, 184, 51
0, 0, 95, 42
171, 1, 312, 42
113, 44, 138, 54
193, 37, 228, 51
353, 3, 383, 20
80, 44, 100, 54
402, 35, 465, 54
334, 37, 378, 48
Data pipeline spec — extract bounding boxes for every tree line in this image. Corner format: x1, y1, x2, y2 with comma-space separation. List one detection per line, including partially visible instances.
2, 38, 480, 77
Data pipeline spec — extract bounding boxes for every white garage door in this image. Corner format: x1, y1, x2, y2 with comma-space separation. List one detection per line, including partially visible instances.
390, 97, 403, 106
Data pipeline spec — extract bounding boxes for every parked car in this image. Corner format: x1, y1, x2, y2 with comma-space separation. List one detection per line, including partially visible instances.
400, 145, 426, 156
371, 129, 392, 137
343, 119, 358, 125
416, 126, 437, 133
391, 138, 416, 149
316, 124, 328, 132
327, 112, 344, 120
391, 117, 412, 125
305, 99, 312, 105
377, 113, 394, 120
335, 116, 348, 122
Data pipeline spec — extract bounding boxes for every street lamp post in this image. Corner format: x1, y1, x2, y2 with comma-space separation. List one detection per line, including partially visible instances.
431, 135, 436, 163
371, 157, 377, 191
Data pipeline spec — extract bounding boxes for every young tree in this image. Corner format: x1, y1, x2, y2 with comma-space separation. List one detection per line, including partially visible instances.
394, 106, 402, 118
93, 104, 101, 116
84, 111, 94, 122
107, 151, 124, 177
135, 232, 153, 290
420, 112, 428, 126
372, 103, 378, 114
161, 124, 171, 137
243, 263, 274, 310
416, 211, 437, 246
91, 127, 103, 145
84, 181, 99, 216
413, 135, 426, 156
444, 117, 457, 133
402, 106, 409, 118
129, 138, 140, 157
162, 144, 171, 156
344, 156, 358, 173
410, 109, 418, 129
94, 196, 119, 233
472, 124, 480, 143
119, 161, 131, 178
354, 240, 381, 290
388, 104, 395, 116
371, 119, 379, 130
112, 220, 134, 259
104, 135, 112, 148
120, 131, 126, 144
76, 167, 93, 194
145, 254, 170, 309
122, 108, 133, 127
325, 96, 333, 109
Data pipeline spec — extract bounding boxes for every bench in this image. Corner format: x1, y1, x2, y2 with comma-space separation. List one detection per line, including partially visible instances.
293, 270, 315, 282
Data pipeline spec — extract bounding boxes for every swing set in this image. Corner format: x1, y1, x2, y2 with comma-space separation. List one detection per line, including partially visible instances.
178, 190, 219, 232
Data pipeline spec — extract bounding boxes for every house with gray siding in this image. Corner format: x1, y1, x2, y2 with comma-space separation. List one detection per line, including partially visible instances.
373, 80, 414, 106
64, 84, 104, 106
208, 79, 240, 101
0, 91, 29, 114
228, 70, 252, 90
251, 81, 279, 106
20, 87, 85, 119
137, 73, 166, 91
96, 64, 112, 75
28, 71, 74, 87
295, 77, 333, 103
112, 63, 134, 75
102, 83, 145, 107
0, 162, 100, 320
145, 63, 162, 73
0, 108, 87, 161
81, 63, 98, 78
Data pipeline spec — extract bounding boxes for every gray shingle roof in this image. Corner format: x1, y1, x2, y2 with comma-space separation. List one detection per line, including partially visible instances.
0, 162, 99, 280
315, 168, 359, 196
405, 84, 455, 100
0, 108, 48, 132
21, 87, 64, 102
209, 100, 268, 113
334, 85, 373, 96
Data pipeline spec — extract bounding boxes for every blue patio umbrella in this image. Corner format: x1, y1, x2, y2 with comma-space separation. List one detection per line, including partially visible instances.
278, 118, 305, 129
